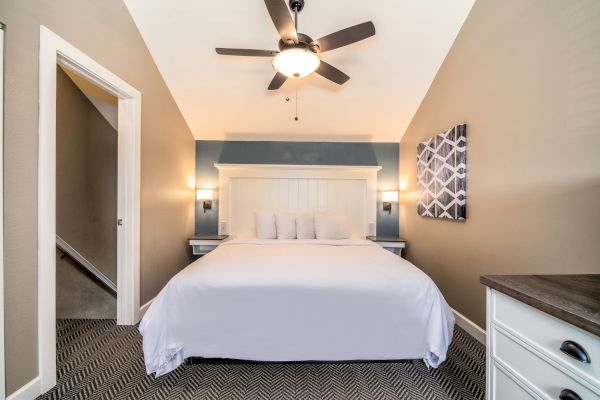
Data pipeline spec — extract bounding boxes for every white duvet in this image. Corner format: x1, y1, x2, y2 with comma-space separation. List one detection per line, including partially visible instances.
140, 239, 454, 376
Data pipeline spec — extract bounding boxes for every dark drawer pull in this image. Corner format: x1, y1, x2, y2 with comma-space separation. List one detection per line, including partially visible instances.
559, 389, 582, 400
560, 340, 591, 363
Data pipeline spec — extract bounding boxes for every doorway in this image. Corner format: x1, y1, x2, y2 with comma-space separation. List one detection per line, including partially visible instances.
38, 26, 141, 393
55, 65, 118, 319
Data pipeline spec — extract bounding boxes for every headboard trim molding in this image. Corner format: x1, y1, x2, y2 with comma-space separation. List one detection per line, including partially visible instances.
215, 163, 382, 171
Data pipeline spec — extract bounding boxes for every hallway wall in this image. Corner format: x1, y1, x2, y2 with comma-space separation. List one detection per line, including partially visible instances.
55, 67, 117, 318
56, 67, 117, 283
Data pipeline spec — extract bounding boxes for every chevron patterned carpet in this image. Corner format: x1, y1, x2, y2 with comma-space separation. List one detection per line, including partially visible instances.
37, 319, 485, 400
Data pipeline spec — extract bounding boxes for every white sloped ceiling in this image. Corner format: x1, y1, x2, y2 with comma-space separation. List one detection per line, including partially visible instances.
124, 0, 475, 142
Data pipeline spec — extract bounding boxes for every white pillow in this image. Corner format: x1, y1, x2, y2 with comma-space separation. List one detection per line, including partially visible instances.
296, 212, 315, 239
275, 213, 296, 239
255, 211, 276, 239
314, 214, 350, 240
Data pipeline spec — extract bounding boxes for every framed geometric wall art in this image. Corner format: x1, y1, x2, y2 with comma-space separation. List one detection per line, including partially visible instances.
417, 124, 467, 220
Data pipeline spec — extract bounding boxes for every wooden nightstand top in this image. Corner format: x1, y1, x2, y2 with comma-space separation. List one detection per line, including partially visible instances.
189, 234, 229, 241
188, 235, 230, 256
366, 236, 406, 243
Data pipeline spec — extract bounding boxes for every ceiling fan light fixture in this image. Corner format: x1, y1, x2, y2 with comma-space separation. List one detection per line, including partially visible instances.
272, 48, 320, 78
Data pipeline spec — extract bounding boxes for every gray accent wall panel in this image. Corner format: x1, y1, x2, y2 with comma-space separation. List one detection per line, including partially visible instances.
195, 141, 225, 236
195, 141, 399, 237
373, 143, 400, 238
218, 141, 379, 165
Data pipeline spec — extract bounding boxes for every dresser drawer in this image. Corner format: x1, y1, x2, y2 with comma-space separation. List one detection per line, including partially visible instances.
491, 362, 542, 400
492, 326, 600, 399
492, 290, 600, 387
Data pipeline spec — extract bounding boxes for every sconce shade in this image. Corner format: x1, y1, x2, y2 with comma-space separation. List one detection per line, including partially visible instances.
196, 189, 214, 200
382, 191, 399, 202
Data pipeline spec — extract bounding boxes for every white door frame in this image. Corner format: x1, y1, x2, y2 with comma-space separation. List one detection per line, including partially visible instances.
38, 26, 141, 393
0, 22, 6, 400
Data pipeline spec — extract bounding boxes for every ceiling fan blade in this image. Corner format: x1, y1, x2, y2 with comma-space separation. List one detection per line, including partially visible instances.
216, 48, 278, 57
314, 21, 376, 53
316, 61, 350, 85
264, 0, 298, 43
268, 72, 287, 90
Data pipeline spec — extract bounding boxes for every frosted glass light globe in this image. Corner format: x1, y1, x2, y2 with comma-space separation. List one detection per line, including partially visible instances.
273, 49, 320, 78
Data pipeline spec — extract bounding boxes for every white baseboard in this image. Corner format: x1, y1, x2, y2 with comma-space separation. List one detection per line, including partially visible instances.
451, 307, 486, 345
139, 297, 154, 319
7, 377, 41, 400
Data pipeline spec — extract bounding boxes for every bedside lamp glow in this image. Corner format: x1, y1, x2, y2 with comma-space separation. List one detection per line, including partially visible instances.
399, 179, 408, 192
382, 191, 398, 214
196, 189, 214, 213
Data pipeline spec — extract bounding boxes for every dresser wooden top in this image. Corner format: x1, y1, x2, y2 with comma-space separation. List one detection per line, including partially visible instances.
481, 274, 600, 337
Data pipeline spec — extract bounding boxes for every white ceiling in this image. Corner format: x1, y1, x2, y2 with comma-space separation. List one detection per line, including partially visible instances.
124, 0, 474, 142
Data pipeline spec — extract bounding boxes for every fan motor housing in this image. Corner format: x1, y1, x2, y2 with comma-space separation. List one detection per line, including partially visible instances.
278, 33, 318, 53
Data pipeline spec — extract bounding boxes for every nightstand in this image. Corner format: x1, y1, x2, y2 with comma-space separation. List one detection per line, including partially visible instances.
366, 236, 406, 257
188, 234, 229, 256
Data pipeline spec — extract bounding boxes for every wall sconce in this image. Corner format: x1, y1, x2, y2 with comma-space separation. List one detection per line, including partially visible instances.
382, 191, 398, 214
197, 189, 213, 213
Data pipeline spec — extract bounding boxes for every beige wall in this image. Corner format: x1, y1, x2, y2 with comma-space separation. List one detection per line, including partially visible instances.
400, 0, 600, 329
0, 0, 196, 395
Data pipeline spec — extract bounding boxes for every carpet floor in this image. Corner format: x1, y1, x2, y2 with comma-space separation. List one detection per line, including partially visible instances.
37, 319, 485, 400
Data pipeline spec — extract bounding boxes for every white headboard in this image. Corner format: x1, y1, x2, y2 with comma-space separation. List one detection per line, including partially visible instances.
216, 164, 381, 238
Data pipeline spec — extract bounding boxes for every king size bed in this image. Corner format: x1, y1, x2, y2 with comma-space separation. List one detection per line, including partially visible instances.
139, 164, 454, 376
140, 239, 454, 376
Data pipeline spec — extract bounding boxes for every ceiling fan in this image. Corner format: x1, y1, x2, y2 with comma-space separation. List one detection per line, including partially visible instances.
216, 0, 376, 90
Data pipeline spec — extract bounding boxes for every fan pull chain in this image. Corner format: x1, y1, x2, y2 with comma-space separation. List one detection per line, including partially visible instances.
286, 90, 300, 121
295, 88, 299, 121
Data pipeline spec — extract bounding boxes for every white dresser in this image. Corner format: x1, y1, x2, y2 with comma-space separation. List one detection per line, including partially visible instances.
483, 275, 600, 400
